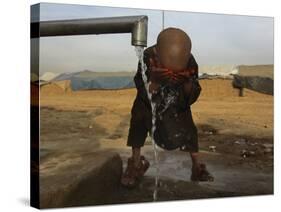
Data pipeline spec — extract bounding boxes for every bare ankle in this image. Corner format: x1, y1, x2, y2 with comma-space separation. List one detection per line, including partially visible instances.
190, 152, 200, 167
132, 147, 141, 166
133, 157, 141, 167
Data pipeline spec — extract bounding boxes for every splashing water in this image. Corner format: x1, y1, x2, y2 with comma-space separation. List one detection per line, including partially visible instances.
135, 46, 159, 201
157, 86, 179, 119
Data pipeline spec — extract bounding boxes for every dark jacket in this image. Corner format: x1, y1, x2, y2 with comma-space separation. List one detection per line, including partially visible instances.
127, 45, 201, 151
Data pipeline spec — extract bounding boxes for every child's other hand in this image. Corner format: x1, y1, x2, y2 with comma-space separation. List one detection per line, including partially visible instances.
183, 80, 193, 96
149, 57, 177, 83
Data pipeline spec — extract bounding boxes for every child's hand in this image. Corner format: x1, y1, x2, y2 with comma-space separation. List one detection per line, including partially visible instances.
149, 57, 169, 83
183, 79, 193, 96
149, 57, 196, 85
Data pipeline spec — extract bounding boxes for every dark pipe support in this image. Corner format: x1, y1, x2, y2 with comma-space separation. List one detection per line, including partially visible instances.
31, 15, 148, 47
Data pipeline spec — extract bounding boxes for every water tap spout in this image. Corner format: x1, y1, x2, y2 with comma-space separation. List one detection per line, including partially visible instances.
31, 15, 148, 47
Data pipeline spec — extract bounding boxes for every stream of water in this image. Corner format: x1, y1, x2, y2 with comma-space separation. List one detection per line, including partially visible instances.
135, 46, 159, 201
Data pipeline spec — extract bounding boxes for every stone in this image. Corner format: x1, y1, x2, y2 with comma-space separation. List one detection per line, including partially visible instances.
204, 130, 214, 135
234, 138, 247, 145
262, 143, 273, 149
264, 148, 273, 154
241, 149, 250, 158
209, 145, 216, 152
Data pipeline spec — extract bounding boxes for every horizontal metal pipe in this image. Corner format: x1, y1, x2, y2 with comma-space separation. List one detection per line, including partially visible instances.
31, 15, 148, 47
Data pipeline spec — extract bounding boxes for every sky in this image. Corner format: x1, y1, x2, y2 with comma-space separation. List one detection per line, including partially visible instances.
35, 3, 274, 74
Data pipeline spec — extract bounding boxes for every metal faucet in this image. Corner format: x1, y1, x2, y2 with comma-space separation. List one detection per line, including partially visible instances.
31, 15, 148, 47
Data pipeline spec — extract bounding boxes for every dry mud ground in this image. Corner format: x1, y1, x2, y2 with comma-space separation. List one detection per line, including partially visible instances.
39, 79, 273, 206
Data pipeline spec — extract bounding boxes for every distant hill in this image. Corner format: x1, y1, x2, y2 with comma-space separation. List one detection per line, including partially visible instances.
53, 70, 136, 90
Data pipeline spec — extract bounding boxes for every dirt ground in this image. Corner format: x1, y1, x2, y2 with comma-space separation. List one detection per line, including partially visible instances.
39, 78, 273, 205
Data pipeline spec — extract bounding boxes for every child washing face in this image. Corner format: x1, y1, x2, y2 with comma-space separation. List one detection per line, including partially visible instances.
121, 28, 214, 188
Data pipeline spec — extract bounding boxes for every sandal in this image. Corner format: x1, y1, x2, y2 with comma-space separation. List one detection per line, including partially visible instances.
191, 163, 214, 182
121, 155, 150, 188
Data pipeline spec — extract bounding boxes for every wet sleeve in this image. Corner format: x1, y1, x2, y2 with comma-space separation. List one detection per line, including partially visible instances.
184, 54, 202, 106
187, 54, 199, 79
